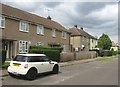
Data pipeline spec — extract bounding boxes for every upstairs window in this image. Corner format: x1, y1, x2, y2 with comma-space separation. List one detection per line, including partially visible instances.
37, 25, 44, 35
19, 21, 29, 32
62, 31, 67, 39
0, 16, 5, 28
52, 29, 56, 37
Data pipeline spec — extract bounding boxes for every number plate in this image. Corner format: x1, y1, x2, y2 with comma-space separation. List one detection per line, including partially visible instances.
13, 64, 20, 67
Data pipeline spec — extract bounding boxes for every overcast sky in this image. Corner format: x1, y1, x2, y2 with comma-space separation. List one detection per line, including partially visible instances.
2, 0, 118, 43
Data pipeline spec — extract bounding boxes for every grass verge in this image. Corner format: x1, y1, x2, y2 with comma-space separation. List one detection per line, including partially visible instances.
96, 58, 113, 62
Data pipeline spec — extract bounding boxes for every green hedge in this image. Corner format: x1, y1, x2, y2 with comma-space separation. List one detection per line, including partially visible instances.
103, 50, 112, 56
112, 51, 118, 55
29, 46, 63, 52
29, 49, 60, 62
118, 50, 120, 54
0, 50, 6, 64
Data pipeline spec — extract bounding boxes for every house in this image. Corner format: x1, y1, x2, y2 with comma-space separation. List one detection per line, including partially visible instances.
89, 35, 98, 50
69, 25, 97, 52
111, 41, 119, 51
0, 4, 71, 59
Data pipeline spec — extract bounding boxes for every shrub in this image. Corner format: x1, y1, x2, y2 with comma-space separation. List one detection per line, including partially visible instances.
0, 50, 6, 64
112, 51, 118, 55
29, 46, 63, 52
29, 49, 60, 62
118, 50, 120, 54
103, 50, 112, 56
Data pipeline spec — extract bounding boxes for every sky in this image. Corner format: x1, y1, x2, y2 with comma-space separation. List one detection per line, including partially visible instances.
1, 0, 119, 43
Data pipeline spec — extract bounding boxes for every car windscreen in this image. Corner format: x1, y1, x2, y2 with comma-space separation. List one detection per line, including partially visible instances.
13, 55, 28, 62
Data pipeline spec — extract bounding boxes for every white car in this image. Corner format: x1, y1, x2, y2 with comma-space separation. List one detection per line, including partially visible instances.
8, 54, 59, 80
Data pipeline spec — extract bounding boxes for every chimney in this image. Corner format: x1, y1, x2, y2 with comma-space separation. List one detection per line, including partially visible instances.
74, 25, 77, 28
81, 27, 83, 30
47, 16, 51, 20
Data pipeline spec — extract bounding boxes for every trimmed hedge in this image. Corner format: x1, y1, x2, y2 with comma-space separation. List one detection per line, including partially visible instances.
29, 46, 63, 52
112, 51, 118, 55
103, 50, 112, 56
29, 49, 60, 62
0, 50, 6, 64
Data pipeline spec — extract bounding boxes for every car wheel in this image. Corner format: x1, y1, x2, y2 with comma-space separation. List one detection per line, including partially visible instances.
52, 65, 59, 74
25, 69, 37, 80
8, 72, 15, 77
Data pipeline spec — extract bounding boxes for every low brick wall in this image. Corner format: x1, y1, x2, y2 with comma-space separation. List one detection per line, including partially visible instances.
60, 51, 96, 62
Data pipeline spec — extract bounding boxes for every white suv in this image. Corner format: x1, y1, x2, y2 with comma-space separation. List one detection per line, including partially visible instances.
7, 54, 59, 80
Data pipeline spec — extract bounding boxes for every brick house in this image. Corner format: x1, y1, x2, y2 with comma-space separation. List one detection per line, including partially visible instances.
0, 4, 71, 59
70, 25, 97, 52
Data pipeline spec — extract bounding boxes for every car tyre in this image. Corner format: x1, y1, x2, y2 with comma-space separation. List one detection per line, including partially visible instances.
8, 72, 15, 77
25, 69, 37, 80
52, 65, 59, 74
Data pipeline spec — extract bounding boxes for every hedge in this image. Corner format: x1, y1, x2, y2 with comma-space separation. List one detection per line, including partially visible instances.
112, 51, 118, 55
0, 50, 6, 65
29, 49, 60, 62
103, 50, 112, 56
29, 46, 63, 52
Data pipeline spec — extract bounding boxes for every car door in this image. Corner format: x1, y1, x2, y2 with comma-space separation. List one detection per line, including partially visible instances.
41, 56, 54, 72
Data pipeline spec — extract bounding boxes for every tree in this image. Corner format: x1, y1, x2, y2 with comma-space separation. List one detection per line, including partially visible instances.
98, 33, 112, 50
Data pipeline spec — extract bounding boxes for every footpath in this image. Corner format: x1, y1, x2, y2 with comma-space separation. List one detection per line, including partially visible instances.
0, 56, 117, 77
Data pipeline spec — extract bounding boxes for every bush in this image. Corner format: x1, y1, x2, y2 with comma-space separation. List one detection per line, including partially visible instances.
103, 50, 112, 56
112, 51, 118, 55
29, 49, 60, 62
0, 50, 6, 64
29, 46, 63, 52
118, 50, 120, 54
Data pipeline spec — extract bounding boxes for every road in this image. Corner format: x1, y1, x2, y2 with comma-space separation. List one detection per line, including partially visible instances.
2, 58, 118, 85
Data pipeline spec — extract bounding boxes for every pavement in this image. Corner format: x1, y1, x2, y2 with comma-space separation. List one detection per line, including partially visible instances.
0, 56, 116, 77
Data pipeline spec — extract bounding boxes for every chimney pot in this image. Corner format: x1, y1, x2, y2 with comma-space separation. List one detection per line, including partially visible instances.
74, 25, 77, 28
81, 27, 83, 30
47, 16, 51, 20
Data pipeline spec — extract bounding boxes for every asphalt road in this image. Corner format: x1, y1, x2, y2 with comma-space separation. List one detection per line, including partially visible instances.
2, 58, 118, 85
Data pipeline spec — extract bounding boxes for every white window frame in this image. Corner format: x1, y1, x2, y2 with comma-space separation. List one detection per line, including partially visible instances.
37, 25, 44, 35
19, 40, 28, 53
62, 31, 67, 39
36, 42, 44, 46
19, 21, 29, 32
0, 16, 5, 28
52, 29, 56, 37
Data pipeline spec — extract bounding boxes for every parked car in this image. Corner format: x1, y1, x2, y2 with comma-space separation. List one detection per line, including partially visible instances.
89, 49, 104, 57
7, 54, 59, 80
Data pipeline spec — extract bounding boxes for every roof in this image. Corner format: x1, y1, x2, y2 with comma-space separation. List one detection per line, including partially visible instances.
17, 54, 46, 56
1, 3, 69, 33
69, 27, 82, 36
69, 27, 97, 39
112, 41, 118, 47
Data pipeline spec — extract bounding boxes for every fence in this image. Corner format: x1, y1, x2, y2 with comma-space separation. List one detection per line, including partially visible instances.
60, 51, 96, 62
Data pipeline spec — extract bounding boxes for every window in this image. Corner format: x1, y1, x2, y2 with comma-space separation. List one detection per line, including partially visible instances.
62, 31, 67, 39
36, 42, 44, 46
0, 16, 5, 28
52, 29, 56, 37
19, 21, 29, 32
19, 40, 28, 53
37, 25, 44, 35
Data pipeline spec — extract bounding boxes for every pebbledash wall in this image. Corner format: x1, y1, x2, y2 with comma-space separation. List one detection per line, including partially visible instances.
60, 51, 96, 62
1, 4, 71, 59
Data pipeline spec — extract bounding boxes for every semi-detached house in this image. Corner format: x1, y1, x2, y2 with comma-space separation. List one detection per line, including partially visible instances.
70, 25, 97, 52
0, 4, 70, 59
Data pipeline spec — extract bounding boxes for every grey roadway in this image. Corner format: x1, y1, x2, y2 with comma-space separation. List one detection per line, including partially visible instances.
2, 58, 118, 85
